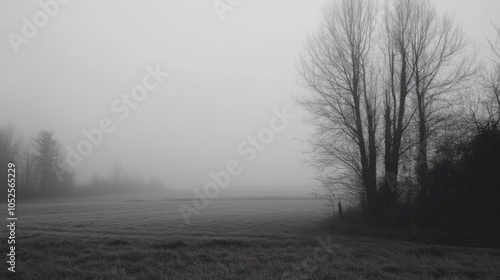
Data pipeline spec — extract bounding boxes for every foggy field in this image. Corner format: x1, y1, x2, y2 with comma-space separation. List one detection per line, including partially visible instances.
2, 0, 500, 279
2, 196, 499, 280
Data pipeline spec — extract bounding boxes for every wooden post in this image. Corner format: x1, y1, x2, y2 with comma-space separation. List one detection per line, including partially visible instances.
338, 201, 343, 221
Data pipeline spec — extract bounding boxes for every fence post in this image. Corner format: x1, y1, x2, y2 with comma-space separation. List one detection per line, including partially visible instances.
338, 201, 343, 221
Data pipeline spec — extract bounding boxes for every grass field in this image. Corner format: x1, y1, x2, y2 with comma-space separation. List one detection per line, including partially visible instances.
1, 195, 499, 279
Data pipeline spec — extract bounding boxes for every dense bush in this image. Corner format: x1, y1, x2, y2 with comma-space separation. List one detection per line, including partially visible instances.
422, 125, 500, 234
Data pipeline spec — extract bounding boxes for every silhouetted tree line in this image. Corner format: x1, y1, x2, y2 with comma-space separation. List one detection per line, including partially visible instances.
299, 0, 500, 239
0, 125, 167, 200
75, 163, 167, 197
0, 126, 74, 200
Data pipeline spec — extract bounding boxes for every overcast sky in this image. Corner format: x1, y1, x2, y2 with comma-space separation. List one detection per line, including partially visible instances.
1, 0, 499, 196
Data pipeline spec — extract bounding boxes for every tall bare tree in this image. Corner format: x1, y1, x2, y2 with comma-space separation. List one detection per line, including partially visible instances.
381, 0, 416, 215
298, 0, 380, 223
406, 0, 475, 199
380, 0, 475, 213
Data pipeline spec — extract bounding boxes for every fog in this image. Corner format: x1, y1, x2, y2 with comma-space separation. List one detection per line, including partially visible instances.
1, 0, 499, 197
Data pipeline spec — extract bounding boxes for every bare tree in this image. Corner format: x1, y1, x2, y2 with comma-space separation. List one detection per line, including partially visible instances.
378, 0, 475, 215
405, 0, 476, 199
476, 65, 500, 130
298, 0, 380, 223
488, 23, 500, 62
111, 162, 124, 187
381, 0, 416, 215
471, 23, 500, 129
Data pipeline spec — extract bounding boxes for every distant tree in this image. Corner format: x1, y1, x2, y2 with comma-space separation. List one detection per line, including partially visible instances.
91, 173, 105, 187
146, 176, 167, 192
33, 130, 63, 193
0, 123, 22, 199
298, 0, 380, 224
0, 123, 21, 163
19, 137, 38, 193
56, 170, 76, 193
111, 162, 124, 187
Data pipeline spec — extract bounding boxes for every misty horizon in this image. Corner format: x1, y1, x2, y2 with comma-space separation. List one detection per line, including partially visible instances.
2, 0, 499, 196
